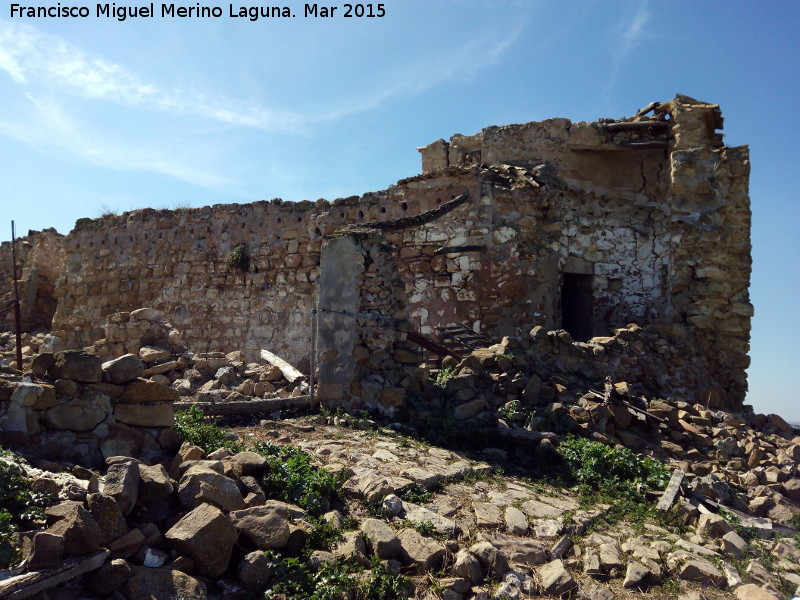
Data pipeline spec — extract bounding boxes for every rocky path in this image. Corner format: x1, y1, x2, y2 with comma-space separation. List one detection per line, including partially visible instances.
229, 415, 800, 600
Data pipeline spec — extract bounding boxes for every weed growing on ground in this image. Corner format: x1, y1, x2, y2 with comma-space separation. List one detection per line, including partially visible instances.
174, 408, 345, 515
305, 516, 343, 551
559, 435, 670, 528
0, 451, 55, 568
400, 519, 449, 541
366, 499, 388, 519
253, 441, 344, 515
559, 435, 669, 493
174, 405, 244, 454
399, 484, 432, 504
263, 553, 410, 600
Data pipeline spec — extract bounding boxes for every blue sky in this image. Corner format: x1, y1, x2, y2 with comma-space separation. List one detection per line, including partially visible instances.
1, 1, 798, 419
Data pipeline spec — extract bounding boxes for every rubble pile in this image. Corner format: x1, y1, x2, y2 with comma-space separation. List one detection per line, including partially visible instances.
0, 411, 798, 600
0, 309, 797, 599
427, 327, 800, 530
0, 308, 308, 469
92, 308, 308, 403
423, 322, 742, 426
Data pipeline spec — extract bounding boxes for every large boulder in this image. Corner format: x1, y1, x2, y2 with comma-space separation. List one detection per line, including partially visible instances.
469, 541, 509, 578
114, 402, 174, 427
238, 550, 273, 590
88, 558, 132, 595
222, 451, 270, 478
102, 354, 145, 385
42, 389, 110, 431
397, 527, 446, 572
100, 460, 141, 515
178, 466, 245, 512
137, 463, 174, 504
228, 505, 292, 550
46, 504, 104, 556
452, 549, 483, 583
49, 350, 103, 383
139, 346, 172, 363
118, 379, 180, 404
538, 559, 577, 596
122, 566, 207, 600
87, 493, 128, 545
360, 518, 401, 559
165, 503, 238, 578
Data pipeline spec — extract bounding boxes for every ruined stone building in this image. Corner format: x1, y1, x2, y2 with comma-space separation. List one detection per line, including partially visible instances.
1, 95, 752, 412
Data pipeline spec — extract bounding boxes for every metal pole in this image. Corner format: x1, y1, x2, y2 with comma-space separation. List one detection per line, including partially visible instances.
11, 221, 23, 371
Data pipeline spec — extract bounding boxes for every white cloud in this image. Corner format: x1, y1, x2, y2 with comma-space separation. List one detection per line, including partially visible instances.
0, 20, 302, 132
604, 1, 651, 96
0, 18, 520, 131
0, 17, 520, 189
319, 23, 524, 121
0, 94, 233, 189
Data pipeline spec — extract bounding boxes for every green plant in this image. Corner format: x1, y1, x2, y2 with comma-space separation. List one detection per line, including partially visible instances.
558, 436, 670, 529
430, 365, 455, 389
252, 441, 342, 514
653, 576, 682, 595
174, 405, 244, 454
559, 435, 669, 493
0, 451, 55, 569
366, 499, 388, 519
263, 552, 410, 600
401, 519, 449, 541
225, 244, 250, 272
305, 516, 343, 551
498, 400, 521, 421
399, 484, 432, 504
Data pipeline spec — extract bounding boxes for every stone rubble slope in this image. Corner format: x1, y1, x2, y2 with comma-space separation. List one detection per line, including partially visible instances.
0, 410, 797, 600
0, 308, 308, 468
0, 310, 798, 599
425, 325, 800, 533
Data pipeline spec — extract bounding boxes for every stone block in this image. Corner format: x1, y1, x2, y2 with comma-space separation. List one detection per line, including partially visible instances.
114, 402, 174, 427
165, 503, 238, 578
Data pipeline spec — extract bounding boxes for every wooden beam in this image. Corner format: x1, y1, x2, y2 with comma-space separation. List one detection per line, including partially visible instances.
656, 469, 685, 511
603, 120, 669, 131
260, 349, 305, 384
174, 395, 314, 416
0, 550, 109, 600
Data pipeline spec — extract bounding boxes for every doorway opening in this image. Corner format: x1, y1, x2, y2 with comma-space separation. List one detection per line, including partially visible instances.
561, 273, 593, 342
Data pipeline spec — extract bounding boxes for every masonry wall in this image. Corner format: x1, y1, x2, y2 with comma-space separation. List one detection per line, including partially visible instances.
32, 95, 750, 410
0, 229, 64, 333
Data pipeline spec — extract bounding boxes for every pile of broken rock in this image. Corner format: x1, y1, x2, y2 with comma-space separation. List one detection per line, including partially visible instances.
1, 411, 800, 600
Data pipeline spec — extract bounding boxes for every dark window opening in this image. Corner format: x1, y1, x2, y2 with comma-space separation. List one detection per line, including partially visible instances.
561, 273, 593, 342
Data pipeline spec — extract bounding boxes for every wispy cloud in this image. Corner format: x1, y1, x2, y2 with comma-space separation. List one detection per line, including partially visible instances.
0, 21, 302, 132
0, 18, 519, 189
318, 22, 525, 121
0, 93, 234, 189
0, 18, 520, 131
604, 1, 651, 96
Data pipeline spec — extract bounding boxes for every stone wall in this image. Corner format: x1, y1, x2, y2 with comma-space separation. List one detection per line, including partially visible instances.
0, 228, 64, 333
12, 95, 750, 412
0, 343, 179, 469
